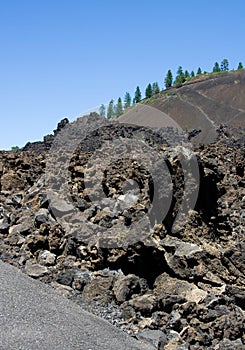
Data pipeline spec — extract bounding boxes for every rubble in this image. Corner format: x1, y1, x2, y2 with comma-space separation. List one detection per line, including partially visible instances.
0, 115, 244, 349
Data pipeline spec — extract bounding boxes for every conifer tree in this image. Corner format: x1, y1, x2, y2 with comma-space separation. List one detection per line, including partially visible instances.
115, 97, 123, 117
124, 92, 131, 109
164, 69, 173, 88
184, 70, 190, 79
174, 66, 185, 87
107, 99, 114, 119
99, 104, 106, 117
213, 62, 221, 72
152, 82, 160, 94
190, 70, 195, 77
220, 59, 229, 71
145, 83, 153, 98
197, 67, 202, 75
133, 86, 142, 103
237, 62, 243, 70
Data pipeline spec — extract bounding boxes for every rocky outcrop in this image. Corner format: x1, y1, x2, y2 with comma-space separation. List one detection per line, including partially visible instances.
22, 118, 69, 153
0, 115, 244, 349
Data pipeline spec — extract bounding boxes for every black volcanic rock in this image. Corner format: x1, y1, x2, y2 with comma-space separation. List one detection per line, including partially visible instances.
22, 117, 70, 153
0, 110, 244, 349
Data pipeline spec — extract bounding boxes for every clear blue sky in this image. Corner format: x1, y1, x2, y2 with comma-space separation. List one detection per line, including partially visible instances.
0, 0, 244, 149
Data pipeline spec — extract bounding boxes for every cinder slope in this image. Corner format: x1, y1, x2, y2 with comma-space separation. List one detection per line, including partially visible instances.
119, 70, 245, 144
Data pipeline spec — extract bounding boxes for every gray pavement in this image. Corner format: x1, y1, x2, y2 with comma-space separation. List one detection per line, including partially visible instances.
0, 261, 154, 350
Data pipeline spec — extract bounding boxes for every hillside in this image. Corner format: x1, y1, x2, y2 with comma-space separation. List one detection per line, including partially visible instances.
119, 70, 245, 144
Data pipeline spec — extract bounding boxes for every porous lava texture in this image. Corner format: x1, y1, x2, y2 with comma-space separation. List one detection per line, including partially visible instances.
0, 115, 244, 350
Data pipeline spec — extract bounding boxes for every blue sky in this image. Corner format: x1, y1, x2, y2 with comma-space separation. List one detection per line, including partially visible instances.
0, 0, 244, 149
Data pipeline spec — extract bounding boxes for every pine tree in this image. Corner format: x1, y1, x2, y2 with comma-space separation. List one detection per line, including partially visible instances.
107, 99, 114, 119
213, 62, 221, 72
220, 59, 229, 71
113, 104, 117, 116
237, 62, 243, 70
99, 104, 106, 117
184, 70, 190, 79
190, 70, 195, 78
133, 86, 141, 103
177, 66, 183, 75
164, 69, 173, 88
152, 82, 160, 94
174, 75, 185, 87
124, 92, 131, 109
115, 97, 123, 117
197, 67, 202, 75
145, 83, 153, 98
174, 66, 185, 87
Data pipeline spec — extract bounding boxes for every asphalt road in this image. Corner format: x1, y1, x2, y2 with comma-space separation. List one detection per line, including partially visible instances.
0, 261, 154, 350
